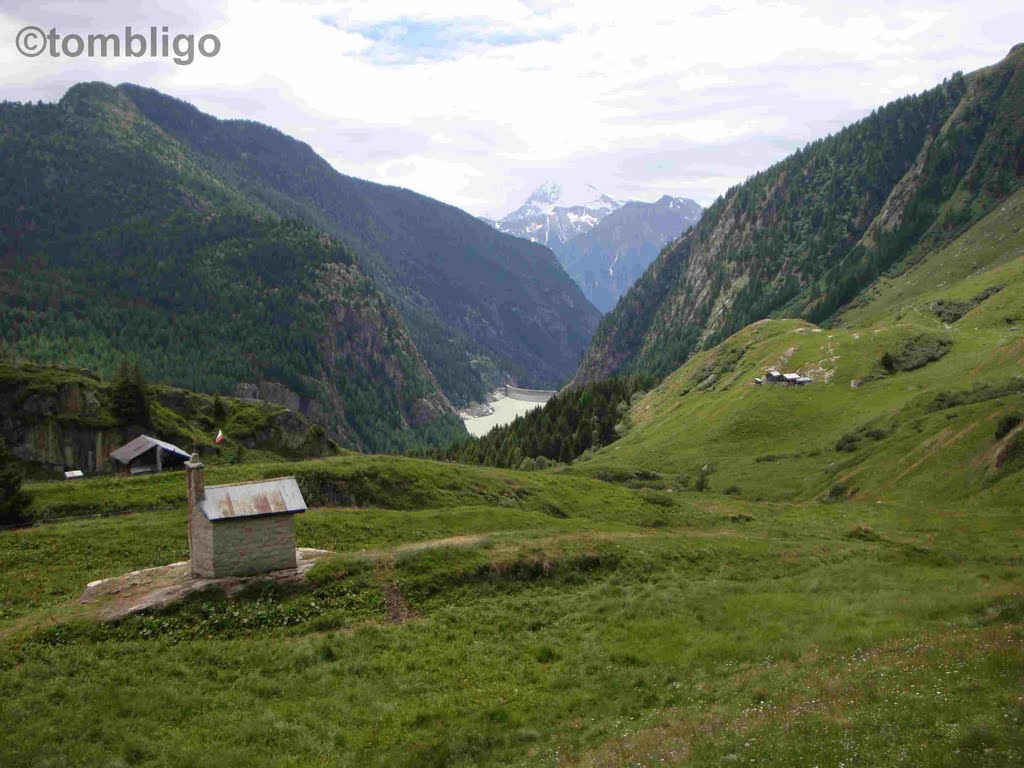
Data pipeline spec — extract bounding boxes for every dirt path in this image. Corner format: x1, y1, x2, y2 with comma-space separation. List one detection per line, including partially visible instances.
374, 558, 417, 624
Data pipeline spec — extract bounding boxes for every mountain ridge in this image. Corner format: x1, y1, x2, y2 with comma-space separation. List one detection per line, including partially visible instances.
485, 184, 704, 313
485, 182, 624, 251
117, 85, 601, 400
558, 195, 703, 312
572, 45, 1023, 386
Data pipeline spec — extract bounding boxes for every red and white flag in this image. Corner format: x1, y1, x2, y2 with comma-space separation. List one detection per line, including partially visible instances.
215, 429, 225, 444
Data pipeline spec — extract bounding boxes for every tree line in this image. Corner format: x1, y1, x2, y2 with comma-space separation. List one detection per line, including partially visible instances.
419, 377, 651, 468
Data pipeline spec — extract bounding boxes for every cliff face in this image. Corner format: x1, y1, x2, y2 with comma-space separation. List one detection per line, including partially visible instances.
0, 373, 121, 473
0, 363, 340, 474
573, 46, 1024, 386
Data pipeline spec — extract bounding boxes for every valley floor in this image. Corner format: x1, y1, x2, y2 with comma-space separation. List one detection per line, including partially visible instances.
1, 456, 1021, 767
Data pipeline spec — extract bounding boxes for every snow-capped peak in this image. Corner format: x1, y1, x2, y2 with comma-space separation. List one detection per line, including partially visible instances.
528, 181, 561, 205
504, 181, 562, 221
583, 192, 621, 215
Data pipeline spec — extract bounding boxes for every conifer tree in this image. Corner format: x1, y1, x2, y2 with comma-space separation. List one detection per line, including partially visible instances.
0, 437, 30, 527
111, 357, 152, 427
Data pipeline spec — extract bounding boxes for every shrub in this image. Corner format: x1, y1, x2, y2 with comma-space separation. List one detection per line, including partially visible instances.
824, 483, 848, 503
110, 357, 152, 427
930, 299, 974, 323
881, 333, 952, 373
931, 285, 1003, 323
995, 412, 1022, 440
212, 395, 228, 422
930, 377, 1024, 411
640, 490, 675, 508
835, 433, 860, 452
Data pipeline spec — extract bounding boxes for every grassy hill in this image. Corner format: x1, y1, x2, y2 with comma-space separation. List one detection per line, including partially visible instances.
573, 188, 1024, 508
1, 452, 1020, 765
1, 186, 1021, 763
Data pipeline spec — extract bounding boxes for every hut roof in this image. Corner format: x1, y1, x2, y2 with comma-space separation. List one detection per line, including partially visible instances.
199, 477, 306, 521
109, 435, 191, 465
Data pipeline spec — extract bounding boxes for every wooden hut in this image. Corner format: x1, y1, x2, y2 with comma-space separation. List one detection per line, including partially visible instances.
109, 435, 190, 475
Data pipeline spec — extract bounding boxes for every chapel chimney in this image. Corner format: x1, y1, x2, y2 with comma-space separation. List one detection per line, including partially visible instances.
185, 453, 205, 508
185, 453, 205, 576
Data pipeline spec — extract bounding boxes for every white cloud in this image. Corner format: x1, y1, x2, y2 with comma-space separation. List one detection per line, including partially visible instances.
1, 0, 1020, 217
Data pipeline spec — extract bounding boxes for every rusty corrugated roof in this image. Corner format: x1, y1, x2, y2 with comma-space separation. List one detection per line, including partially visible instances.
198, 477, 306, 521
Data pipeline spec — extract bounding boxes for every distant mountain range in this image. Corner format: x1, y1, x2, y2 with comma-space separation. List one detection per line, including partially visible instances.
482, 182, 623, 251
483, 183, 703, 312
559, 196, 703, 312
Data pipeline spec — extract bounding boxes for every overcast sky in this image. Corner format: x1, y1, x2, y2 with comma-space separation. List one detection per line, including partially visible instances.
2, 1, 1021, 217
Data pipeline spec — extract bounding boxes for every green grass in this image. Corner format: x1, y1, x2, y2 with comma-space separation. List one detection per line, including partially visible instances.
1, 479, 1021, 766
1, 203, 1022, 765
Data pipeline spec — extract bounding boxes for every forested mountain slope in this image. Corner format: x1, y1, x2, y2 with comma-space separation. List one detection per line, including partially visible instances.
118, 86, 600, 401
0, 83, 462, 452
574, 44, 1023, 385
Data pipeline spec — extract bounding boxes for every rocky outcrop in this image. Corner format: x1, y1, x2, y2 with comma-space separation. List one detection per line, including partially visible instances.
0, 367, 121, 472
0, 363, 340, 474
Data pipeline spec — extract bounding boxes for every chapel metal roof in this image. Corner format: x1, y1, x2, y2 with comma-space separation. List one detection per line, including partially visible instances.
198, 477, 307, 521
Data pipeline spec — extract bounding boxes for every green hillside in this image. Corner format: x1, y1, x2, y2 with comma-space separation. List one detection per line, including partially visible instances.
572, 188, 1024, 508
0, 84, 462, 453
1, 445, 1020, 764
574, 45, 1023, 386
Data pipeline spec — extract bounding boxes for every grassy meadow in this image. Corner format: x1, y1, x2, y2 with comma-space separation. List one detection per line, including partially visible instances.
1, 191, 1022, 766
1, 450, 1022, 766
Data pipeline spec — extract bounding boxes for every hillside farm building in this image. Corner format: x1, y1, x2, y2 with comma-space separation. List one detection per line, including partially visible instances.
185, 455, 306, 578
755, 370, 813, 387
109, 435, 191, 475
